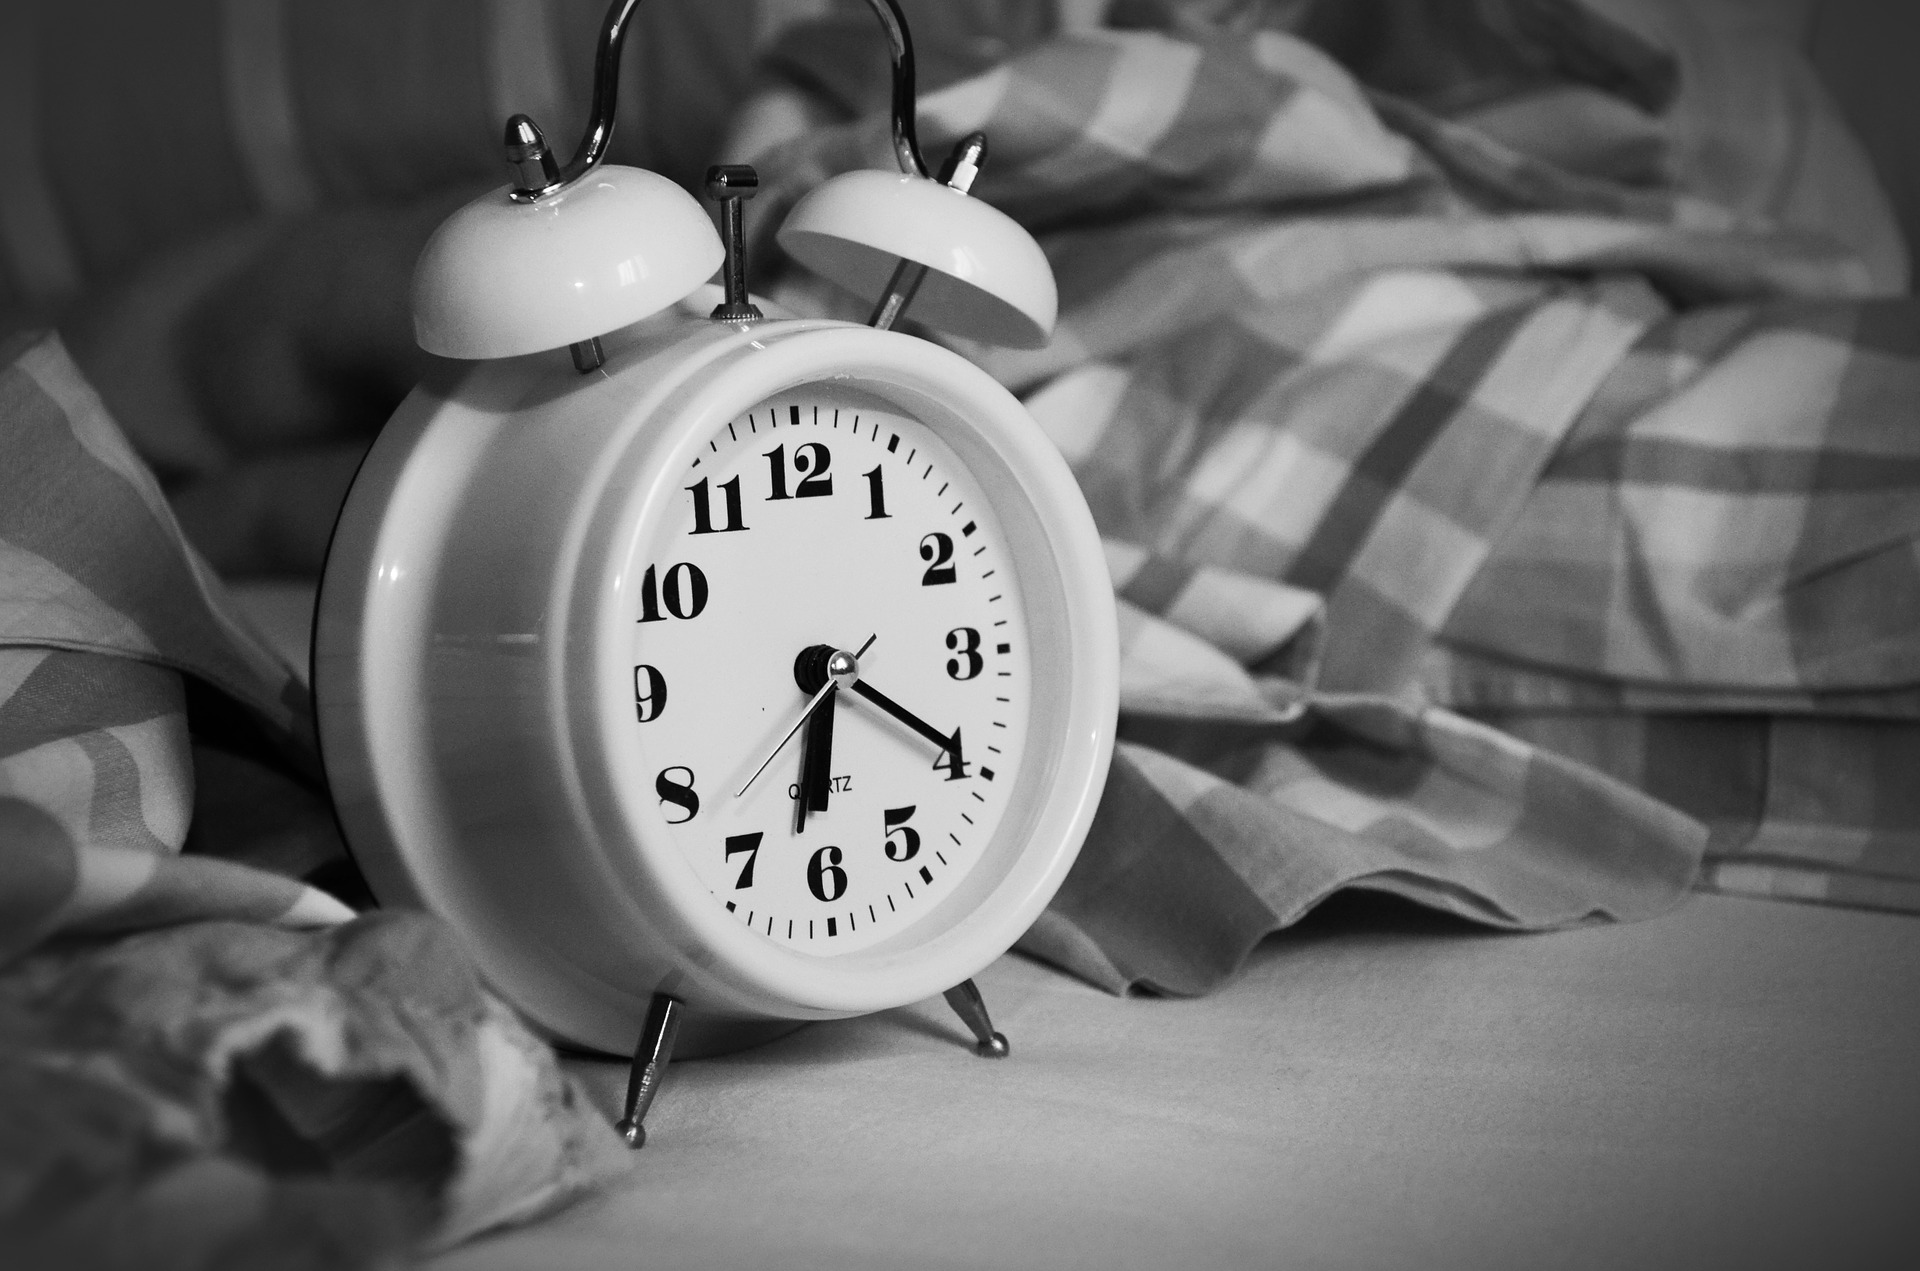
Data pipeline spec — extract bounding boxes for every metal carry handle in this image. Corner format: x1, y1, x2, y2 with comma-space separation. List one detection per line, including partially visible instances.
507, 0, 926, 203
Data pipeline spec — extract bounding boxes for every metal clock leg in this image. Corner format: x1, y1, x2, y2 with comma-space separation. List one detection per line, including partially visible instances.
614, 993, 684, 1148
942, 979, 1010, 1058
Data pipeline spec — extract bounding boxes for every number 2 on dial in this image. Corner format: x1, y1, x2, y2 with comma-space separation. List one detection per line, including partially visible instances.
920, 533, 955, 585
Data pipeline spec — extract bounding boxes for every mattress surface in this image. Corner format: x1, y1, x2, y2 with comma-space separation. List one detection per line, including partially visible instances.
432, 891, 1920, 1271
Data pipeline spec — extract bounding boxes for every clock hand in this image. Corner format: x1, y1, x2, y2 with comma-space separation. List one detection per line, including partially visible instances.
846, 679, 958, 757
737, 677, 835, 799
794, 686, 836, 834
734, 634, 875, 800
792, 632, 877, 830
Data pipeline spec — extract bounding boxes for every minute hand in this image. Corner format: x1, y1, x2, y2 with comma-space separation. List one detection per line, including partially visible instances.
847, 680, 957, 754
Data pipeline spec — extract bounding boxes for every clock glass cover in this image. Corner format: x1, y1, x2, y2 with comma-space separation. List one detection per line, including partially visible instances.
625, 385, 1032, 954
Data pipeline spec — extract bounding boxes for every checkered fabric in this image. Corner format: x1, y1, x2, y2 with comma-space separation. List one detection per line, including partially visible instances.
0, 333, 628, 1264
743, 13, 1916, 935
1429, 298, 1920, 914
0, 331, 348, 959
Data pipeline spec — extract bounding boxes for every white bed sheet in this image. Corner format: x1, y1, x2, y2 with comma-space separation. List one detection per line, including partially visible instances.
428, 892, 1919, 1271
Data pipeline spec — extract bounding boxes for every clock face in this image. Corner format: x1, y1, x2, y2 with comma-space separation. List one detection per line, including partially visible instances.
624, 385, 1033, 954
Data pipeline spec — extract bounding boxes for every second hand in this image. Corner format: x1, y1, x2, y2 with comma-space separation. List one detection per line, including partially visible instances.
735, 634, 876, 799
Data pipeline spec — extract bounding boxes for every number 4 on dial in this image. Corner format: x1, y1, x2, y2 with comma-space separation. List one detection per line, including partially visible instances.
933, 731, 969, 781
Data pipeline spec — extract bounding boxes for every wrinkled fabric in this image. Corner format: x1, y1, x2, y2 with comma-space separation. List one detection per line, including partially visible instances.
0, 915, 629, 1270
741, 8, 1916, 918
1, 335, 628, 1269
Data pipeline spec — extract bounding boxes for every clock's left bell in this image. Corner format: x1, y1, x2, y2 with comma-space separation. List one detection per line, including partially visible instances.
410, 115, 723, 366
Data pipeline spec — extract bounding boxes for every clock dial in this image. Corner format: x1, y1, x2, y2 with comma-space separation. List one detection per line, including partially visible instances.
625, 386, 1032, 953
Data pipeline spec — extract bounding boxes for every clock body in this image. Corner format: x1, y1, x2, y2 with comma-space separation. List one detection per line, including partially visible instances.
313, 314, 1118, 1056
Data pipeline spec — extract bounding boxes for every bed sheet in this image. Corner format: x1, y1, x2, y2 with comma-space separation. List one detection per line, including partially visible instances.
433, 891, 1920, 1271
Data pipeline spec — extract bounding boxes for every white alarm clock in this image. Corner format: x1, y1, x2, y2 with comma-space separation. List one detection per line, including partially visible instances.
313, 0, 1116, 1146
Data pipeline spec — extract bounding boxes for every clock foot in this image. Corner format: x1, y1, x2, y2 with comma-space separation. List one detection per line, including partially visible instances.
613, 993, 684, 1148
570, 336, 605, 374
942, 979, 1010, 1059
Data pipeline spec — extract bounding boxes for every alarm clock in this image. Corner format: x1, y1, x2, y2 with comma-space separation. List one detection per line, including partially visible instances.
312, 0, 1116, 1146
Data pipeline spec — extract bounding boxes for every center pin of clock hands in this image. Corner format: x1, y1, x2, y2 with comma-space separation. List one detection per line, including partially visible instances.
734, 635, 876, 828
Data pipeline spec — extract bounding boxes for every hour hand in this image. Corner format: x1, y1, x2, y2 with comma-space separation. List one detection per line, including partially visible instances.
794, 686, 835, 833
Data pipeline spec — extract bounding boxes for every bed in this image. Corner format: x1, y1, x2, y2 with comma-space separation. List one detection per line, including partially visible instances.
4, 1, 1918, 1267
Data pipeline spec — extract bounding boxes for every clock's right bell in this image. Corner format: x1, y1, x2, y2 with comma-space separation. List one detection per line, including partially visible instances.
777, 143, 1058, 351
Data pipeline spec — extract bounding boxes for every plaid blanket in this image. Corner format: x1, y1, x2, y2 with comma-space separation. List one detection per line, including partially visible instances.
740, 10, 1918, 922
0, 333, 630, 1268
4, 0, 1913, 1265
